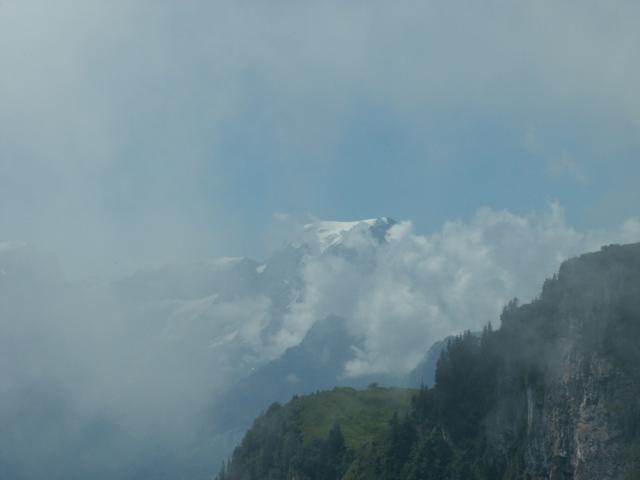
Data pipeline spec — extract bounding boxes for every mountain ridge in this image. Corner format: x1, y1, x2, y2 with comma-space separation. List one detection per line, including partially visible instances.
218, 242, 640, 480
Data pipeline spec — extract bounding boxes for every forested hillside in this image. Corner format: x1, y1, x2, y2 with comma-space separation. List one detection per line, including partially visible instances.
217, 387, 413, 480
218, 243, 640, 480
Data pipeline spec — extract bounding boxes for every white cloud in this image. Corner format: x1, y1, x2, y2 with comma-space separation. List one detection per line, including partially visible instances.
2, 205, 640, 476
2, 0, 640, 277
271, 205, 640, 377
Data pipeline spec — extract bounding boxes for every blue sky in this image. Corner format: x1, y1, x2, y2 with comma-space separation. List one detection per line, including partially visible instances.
1, 0, 639, 276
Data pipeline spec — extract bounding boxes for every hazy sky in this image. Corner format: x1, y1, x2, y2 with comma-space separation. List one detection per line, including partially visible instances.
2, 3, 640, 477
2, 0, 640, 276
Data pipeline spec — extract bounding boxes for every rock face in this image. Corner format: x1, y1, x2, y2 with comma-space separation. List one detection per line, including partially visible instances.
523, 342, 629, 479
490, 244, 640, 480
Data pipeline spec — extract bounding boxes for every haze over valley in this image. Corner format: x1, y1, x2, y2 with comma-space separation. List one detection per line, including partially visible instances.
2, 1, 640, 478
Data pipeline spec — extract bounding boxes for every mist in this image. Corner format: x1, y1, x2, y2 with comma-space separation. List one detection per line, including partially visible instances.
2, 0, 640, 478
2, 207, 640, 477
3, 0, 640, 278
0, 244, 231, 478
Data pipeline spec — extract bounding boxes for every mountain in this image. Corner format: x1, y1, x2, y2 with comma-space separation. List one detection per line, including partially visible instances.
218, 243, 640, 480
300, 217, 396, 254
107, 216, 401, 409
108, 216, 400, 415
213, 315, 358, 430
217, 386, 414, 480
405, 332, 484, 388
110, 216, 397, 379
0, 219, 405, 479
404, 336, 452, 388
214, 315, 401, 432
107, 217, 400, 476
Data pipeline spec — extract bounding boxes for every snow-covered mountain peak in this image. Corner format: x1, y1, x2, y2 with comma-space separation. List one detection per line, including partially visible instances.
302, 217, 396, 252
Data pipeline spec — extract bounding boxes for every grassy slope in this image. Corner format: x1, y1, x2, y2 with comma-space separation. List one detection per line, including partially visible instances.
293, 386, 414, 450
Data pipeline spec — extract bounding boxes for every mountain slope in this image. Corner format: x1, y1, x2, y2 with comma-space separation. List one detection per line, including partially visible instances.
219, 243, 640, 480
214, 315, 359, 430
214, 315, 403, 432
110, 217, 397, 378
217, 386, 413, 480
107, 218, 400, 476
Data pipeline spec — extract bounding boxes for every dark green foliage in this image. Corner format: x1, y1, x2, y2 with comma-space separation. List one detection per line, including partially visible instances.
220, 322, 530, 480
403, 428, 452, 480
219, 388, 412, 480
433, 329, 499, 441
384, 412, 417, 477
222, 402, 300, 480
345, 244, 640, 480
291, 423, 348, 480
625, 444, 640, 480
341, 327, 509, 480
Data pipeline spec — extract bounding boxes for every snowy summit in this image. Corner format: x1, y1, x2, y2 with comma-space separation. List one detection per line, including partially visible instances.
302, 217, 396, 252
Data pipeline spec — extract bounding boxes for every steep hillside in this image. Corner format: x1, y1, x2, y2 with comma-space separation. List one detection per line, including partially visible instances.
214, 315, 402, 432
218, 243, 640, 480
217, 386, 413, 480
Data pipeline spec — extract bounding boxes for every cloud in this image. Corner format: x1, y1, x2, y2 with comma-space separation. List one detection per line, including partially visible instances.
2, 204, 640, 477
546, 153, 590, 185
0, 244, 274, 478
1, 0, 640, 475
2, 0, 640, 277
272, 205, 640, 377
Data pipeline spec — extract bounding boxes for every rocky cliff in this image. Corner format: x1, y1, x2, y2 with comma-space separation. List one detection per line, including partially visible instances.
219, 243, 640, 480
490, 244, 640, 479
